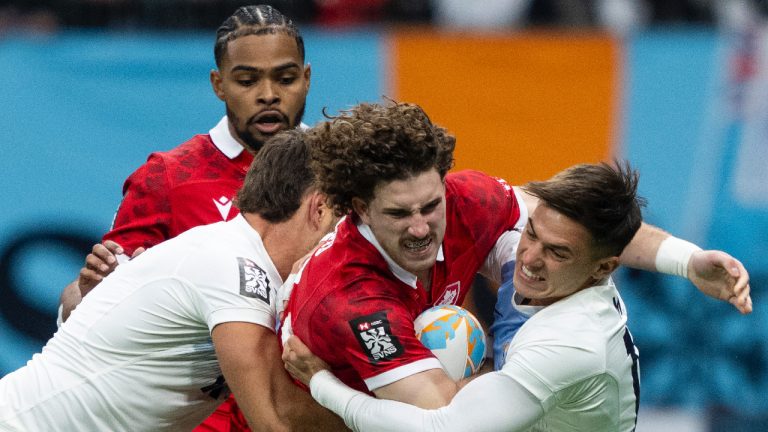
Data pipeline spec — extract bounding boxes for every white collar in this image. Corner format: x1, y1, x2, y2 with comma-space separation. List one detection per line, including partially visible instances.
209, 116, 244, 160
356, 221, 444, 289
209, 117, 312, 160
511, 276, 614, 317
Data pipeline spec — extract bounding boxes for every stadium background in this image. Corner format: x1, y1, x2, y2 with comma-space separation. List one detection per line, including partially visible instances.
0, 1, 766, 430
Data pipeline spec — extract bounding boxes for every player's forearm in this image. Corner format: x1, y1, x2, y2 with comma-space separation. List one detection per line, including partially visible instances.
58, 279, 83, 324
618, 222, 668, 271
619, 222, 702, 277
311, 369, 545, 432
217, 323, 347, 432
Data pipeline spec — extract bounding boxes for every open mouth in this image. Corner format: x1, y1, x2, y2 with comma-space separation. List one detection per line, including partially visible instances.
520, 264, 544, 281
252, 112, 286, 134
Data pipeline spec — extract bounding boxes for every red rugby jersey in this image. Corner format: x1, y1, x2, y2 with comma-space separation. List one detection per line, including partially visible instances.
103, 133, 253, 255
285, 170, 522, 393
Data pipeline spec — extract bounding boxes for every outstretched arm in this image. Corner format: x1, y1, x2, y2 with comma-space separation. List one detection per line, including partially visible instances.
619, 223, 752, 314
517, 188, 752, 314
284, 335, 544, 432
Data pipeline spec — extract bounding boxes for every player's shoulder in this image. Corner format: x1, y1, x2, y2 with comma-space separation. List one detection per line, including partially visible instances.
447, 169, 510, 187
149, 133, 216, 163
445, 170, 518, 232
166, 220, 264, 275
129, 133, 220, 186
446, 170, 515, 202
153, 220, 230, 256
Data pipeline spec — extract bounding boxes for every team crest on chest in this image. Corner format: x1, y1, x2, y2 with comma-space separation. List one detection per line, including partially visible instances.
435, 281, 460, 306
349, 311, 403, 363
237, 257, 270, 304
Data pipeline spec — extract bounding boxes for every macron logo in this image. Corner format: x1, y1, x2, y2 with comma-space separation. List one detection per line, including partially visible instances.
214, 196, 233, 220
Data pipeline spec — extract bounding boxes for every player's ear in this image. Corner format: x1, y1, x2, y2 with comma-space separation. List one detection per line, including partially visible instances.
210, 69, 225, 101
303, 63, 311, 93
592, 256, 619, 280
307, 191, 326, 230
351, 197, 370, 225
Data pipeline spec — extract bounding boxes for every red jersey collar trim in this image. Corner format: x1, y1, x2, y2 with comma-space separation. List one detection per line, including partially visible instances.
209, 116, 245, 160
355, 221, 444, 289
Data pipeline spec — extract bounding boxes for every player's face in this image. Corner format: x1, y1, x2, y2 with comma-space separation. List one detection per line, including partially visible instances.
513, 204, 614, 305
355, 169, 447, 281
211, 33, 310, 153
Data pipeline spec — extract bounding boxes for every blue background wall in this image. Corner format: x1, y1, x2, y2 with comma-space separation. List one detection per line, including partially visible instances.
618, 27, 768, 415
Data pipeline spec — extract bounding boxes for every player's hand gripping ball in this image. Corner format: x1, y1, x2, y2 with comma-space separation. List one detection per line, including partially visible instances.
414, 305, 487, 381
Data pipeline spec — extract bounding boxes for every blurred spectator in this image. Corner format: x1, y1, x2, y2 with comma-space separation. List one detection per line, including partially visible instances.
713, 0, 768, 30
5, 0, 765, 31
313, 0, 387, 26
1, 0, 316, 30
385, 0, 432, 23
0, 1, 59, 34
645, 0, 715, 24
310, 0, 432, 27
430, 0, 529, 30
431, 0, 650, 36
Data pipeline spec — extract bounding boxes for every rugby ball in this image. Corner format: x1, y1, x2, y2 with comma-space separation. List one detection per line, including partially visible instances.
414, 305, 486, 381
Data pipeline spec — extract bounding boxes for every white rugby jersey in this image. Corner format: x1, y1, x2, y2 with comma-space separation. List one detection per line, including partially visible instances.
501, 277, 639, 431
308, 277, 639, 432
0, 214, 281, 431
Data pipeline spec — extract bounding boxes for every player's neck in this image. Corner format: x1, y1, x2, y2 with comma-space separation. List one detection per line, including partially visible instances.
243, 212, 308, 281
417, 270, 432, 293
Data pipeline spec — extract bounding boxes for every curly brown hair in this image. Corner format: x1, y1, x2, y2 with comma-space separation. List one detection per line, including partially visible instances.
306, 101, 456, 216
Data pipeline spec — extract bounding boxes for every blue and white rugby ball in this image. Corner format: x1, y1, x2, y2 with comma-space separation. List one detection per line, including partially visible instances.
414, 305, 487, 381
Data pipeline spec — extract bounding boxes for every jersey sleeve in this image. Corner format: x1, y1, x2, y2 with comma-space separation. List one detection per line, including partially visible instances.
103, 154, 173, 255
311, 282, 442, 392
188, 253, 277, 333
309, 368, 545, 432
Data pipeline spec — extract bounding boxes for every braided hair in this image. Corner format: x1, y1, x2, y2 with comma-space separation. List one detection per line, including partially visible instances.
214, 5, 305, 67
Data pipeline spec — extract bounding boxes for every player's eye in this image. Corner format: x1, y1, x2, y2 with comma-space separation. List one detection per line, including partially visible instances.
234, 74, 258, 86
386, 212, 409, 219
549, 248, 567, 260
420, 200, 441, 215
278, 75, 297, 85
